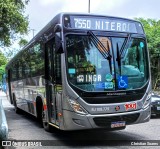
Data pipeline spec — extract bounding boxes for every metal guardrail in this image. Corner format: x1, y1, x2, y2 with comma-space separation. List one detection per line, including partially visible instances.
0, 99, 8, 140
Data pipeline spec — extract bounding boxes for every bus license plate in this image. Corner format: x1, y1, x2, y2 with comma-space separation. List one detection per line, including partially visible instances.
111, 121, 125, 128
157, 107, 160, 110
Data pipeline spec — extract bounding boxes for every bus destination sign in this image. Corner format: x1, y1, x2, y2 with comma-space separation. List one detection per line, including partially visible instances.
67, 16, 140, 33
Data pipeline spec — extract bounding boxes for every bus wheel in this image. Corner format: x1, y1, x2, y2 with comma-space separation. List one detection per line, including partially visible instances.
42, 108, 51, 132
13, 94, 21, 114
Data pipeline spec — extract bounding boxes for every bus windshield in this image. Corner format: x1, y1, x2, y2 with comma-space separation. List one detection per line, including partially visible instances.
66, 34, 148, 92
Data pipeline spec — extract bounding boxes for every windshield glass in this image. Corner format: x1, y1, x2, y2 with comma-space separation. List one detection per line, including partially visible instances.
66, 34, 148, 92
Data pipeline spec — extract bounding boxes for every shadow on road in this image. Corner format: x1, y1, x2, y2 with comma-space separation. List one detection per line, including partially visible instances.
48, 128, 141, 146
5, 107, 148, 146
5, 108, 43, 128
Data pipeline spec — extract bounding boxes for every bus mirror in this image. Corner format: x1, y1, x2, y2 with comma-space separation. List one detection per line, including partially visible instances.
55, 32, 64, 54
54, 24, 63, 54
54, 24, 62, 32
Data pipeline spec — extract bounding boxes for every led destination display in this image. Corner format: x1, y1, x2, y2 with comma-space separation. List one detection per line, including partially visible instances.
64, 15, 143, 33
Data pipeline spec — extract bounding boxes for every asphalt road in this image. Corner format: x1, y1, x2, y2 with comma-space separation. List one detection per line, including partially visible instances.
1, 92, 160, 149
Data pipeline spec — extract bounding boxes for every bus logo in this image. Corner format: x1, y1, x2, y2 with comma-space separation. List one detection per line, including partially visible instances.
124, 102, 137, 111
115, 106, 120, 111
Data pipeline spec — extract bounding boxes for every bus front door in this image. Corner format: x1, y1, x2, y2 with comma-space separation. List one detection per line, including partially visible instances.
45, 39, 58, 125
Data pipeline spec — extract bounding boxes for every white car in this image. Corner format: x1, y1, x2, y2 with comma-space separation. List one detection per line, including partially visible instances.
0, 99, 8, 140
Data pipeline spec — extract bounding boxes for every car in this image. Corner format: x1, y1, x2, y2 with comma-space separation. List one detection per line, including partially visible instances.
151, 93, 160, 117
0, 99, 8, 140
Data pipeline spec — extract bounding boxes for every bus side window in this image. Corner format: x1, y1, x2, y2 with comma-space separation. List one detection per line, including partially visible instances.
11, 63, 16, 81
18, 59, 23, 79
55, 53, 62, 84
15, 61, 19, 80
53, 39, 62, 84
24, 50, 31, 78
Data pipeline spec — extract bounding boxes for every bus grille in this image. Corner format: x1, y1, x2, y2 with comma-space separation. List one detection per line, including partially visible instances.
82, 95, 143, 104
93, 113, 140, 127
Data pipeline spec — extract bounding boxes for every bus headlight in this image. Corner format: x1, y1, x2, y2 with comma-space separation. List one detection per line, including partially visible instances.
67, 98, 88, 115
143, 92, 152, 109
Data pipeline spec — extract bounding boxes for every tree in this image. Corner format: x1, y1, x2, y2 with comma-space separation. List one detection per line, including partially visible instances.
0, 51, 8, 81
0, 0, 29, 47
1, 38, 28, 60
0, 51, 7, 66
135, 18, 160, 53
135, 18, 160, 87
19, 38, 28, 48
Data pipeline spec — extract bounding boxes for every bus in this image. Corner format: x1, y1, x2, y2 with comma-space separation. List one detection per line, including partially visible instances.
6, 13, 151, 131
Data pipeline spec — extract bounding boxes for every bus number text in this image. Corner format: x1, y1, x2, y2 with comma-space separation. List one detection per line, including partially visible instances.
74, 19, 91, 29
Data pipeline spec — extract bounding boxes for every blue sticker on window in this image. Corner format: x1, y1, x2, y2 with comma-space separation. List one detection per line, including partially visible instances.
118, 76, 128, 89
68, 68, 76, 74
140, 42, 144, 48
96, 82, 105, 89
105, 82, 114, 89
96, 82, 114, 89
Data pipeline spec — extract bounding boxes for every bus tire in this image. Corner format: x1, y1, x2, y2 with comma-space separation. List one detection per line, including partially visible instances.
42, 108, 51, 132
43, 121, 51, 132
13, 94, 21, 114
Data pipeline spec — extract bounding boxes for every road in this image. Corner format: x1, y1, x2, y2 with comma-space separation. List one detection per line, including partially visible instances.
1, 91, 160, 149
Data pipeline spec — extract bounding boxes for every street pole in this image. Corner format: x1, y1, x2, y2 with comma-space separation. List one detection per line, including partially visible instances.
88, 0, 90, 13
30, 29, 36, 38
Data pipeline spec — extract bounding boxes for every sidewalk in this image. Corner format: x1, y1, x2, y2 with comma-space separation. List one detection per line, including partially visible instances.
0, 91, 13, 108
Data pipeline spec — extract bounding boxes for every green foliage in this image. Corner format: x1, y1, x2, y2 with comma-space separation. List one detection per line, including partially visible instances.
19, 38, 28, 48
2, 48, 21, 60
0, 65, 5, 81
135, 18, 160, 86
0, 51, 8, 81
135, 18, 160, 53
0, 51, 7, 66
0, 65, 5, 74
0, 0, 29, 47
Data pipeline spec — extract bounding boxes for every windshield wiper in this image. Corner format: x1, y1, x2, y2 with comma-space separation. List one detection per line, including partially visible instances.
120, 33, 131, 57
116, 34, 131, 75
87, 31, 112, 74
116, 43, 121, 75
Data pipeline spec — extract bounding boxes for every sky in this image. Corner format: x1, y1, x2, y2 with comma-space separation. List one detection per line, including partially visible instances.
4, 0, 160, 54
25, 0, 160, 39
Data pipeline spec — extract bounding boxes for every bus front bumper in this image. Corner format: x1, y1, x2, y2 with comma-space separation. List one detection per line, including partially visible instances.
62, 105, 151, 131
